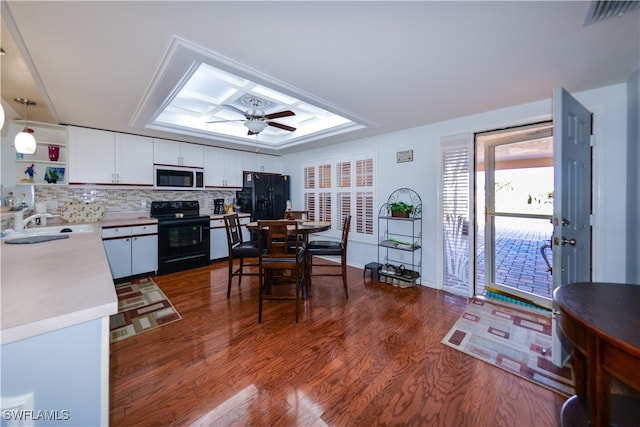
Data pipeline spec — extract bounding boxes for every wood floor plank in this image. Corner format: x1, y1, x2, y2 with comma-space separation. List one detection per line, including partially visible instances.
110, 260, 567, 426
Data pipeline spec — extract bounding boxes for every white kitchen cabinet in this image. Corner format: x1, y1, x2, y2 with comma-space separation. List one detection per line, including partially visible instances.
242, 151, 281, 173
68, 127, 114, 184
101, 224, 158, 279
114, 133, 154, 184
68, 126, 153, 185
132, 231, 158, 275
260, 154, 281, 174
210, 215, 251, 260
210, 218, 228, 260
2, 317, 108, 427
204, 147, 243, 187
102, 232, 132, 279
153, 138, 204, 168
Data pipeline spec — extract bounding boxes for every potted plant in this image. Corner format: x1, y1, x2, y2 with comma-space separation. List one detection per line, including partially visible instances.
388, 201, 414, 218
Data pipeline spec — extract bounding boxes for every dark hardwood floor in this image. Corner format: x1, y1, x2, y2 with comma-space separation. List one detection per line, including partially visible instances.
109, 260, 567, 426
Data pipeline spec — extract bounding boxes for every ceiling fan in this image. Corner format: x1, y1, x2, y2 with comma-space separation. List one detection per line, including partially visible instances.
206, 97, 297, 135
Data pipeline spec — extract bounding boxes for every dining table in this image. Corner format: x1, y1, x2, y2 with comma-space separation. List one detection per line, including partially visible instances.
554, 282, 640, 427
245, 220, 331, 299
245, 220, 331, 235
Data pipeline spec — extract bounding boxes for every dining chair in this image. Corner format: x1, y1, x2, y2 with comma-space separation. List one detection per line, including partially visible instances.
257, 220, 306, 323
306, 214, 351, 299
224, 213, 260, 298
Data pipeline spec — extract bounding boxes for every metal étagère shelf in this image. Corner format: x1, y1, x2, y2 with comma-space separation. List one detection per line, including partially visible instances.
377, 188, 422, 287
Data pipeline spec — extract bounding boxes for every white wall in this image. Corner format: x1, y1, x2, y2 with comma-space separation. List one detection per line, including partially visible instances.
282, 83, 630, 287
627, 68, 640, 283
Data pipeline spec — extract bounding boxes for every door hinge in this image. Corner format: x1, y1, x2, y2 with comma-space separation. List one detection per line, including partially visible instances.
590, 134, 595, 147
590, 214, 594, 226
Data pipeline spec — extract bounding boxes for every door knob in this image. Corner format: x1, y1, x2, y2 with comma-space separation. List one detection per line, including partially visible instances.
561, 237, 577, 246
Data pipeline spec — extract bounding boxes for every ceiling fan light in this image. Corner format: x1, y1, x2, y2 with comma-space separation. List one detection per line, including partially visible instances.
244, 119, 267, 134
15, 128, 37, 154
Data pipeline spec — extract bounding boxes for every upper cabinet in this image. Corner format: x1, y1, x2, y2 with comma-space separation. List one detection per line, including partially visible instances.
68, 126, 153, 185
242, 152, 281, 174
114, 133, 154, 184
204, 147, 243, 188
9, 121, 68, 186
153, 139, 204, 168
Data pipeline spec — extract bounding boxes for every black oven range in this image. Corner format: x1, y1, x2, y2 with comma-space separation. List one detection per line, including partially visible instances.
150, 201, 210, 275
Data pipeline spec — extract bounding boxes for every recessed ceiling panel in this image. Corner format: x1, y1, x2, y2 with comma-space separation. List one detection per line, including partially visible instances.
135, 37, 367, 151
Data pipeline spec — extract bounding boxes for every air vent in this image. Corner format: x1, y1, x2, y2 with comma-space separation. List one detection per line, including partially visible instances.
585, 1, 640, 26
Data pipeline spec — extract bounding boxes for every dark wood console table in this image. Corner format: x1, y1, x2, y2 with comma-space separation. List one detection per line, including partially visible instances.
554, 282, 640, 426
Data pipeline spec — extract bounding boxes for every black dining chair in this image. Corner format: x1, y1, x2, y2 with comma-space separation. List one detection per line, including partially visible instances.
257, 220, 306, 323
224, 214, 260, 298
306, 214, 351, 299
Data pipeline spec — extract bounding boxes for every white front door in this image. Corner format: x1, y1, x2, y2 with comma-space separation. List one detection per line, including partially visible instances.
551, 87, 593, 366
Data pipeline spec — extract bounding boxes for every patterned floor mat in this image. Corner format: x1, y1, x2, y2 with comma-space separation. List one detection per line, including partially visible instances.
442, 299, 574, 396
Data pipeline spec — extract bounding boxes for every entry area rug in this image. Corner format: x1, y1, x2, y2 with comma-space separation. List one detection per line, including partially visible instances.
110, 277, 181, 343
441, 299, 575, 396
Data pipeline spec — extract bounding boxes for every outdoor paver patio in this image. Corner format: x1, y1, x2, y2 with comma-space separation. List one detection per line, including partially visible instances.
444, 222, 554, 300
477, 226, 553, 299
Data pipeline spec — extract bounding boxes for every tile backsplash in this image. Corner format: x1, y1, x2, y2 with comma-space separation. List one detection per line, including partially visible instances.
1, 186, 238, 230
35, 186, 237, 214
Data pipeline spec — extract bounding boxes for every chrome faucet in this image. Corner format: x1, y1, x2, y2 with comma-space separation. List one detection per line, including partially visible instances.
13, 209, 53, 230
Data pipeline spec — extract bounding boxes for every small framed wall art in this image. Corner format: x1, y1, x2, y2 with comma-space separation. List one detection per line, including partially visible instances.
396, 150, 413, 163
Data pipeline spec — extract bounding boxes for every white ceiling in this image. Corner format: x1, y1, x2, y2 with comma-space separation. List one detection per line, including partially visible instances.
1, 1, 638, 155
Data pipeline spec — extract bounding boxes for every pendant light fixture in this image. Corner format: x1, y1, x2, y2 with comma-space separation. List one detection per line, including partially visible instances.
244, 118, 267, 134
14, 98, 37, 154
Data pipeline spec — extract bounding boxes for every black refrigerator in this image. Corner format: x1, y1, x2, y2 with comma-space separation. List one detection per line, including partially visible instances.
236, 172, 290, 221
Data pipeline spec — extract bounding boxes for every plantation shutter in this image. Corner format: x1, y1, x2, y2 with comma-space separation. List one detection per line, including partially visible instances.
356, 158, 374, 235
318, 163, 332, 222
441, 136, 472, 295
302, 153, 375, 241
304, 165, 316, 220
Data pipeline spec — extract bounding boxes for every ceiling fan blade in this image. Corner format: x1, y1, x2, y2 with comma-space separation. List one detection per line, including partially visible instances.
268, 121, 297, 132
264, 110, 295, 120
206, 119, 243, 124
221, 104, 249, 118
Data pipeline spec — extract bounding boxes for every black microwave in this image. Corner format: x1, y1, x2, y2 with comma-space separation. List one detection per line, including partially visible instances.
154, 166, 204, 190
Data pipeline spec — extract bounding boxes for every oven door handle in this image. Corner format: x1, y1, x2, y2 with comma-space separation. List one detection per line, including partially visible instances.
160, 217, 210, 229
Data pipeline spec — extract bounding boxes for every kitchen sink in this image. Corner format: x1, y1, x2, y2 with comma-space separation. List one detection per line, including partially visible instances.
2, 223, 96, 240
5, 235, 71, 244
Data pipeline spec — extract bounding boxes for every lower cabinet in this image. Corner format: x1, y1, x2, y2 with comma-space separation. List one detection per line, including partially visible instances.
210, 215, 251, 261
210, 219, 227, 260
1, 317, 110, 426
101, 224, 158, 279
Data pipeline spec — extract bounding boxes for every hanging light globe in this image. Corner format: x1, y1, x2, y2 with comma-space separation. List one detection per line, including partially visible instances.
15, 128, 37, 154
14, 98, 38, 154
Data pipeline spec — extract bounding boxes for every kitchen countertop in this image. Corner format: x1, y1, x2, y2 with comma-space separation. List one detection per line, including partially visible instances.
1, 230, 117, 345
0, 210, 253, 345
